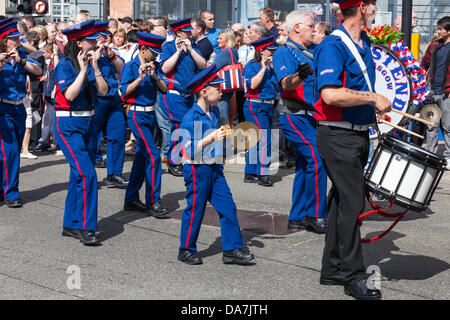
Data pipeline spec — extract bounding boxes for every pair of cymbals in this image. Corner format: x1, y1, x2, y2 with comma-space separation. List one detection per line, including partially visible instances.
229, 122, 260, 151
420, 104, 442, 124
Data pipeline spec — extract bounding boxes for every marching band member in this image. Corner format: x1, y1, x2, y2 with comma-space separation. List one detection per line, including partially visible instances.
242, 36, 278, 187
159, 18, 207, 177
273, 11, 328, 234
120, 32, 170, 217
55, 20, 108, 246
177, 64, 254, 265
93, 21, 128, 189
0, 18, 42, 208
314, 0, 390, 299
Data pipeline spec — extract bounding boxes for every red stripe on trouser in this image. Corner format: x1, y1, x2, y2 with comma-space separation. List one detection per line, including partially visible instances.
0, 134, 9, 199
185, 164, 196, 249
249, 101, 266, 176
55, 117, 88, 229
132, 111, 155, 203
286, 114, 320, 218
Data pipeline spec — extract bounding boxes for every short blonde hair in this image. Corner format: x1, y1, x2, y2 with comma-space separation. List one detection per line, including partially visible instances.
33, 25, 48, 42
219, 29, 235, 49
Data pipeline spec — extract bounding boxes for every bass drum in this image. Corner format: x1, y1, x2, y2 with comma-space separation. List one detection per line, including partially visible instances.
369, 43, 414, 138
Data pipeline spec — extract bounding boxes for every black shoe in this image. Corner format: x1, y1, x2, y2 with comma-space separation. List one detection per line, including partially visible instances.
244, 174, 259, 183
49, 145, 60, 152
178, 249, 203, 265
320, 275, 345, 286
344, 279, 382, 300
62, 227, 81, 239
124, 200, 147, 212
105, 175, 128, 189
6, 198, 22, 208
78, 230, 101, 246
32, 143, 49, 152
147, 203, 170, 218
95, 159, 107, 168
287, 219, 308, 230
258, 175, 273, 187
222, 248, 254, 265
303, 216, 328, 234
168, 164, 183, 177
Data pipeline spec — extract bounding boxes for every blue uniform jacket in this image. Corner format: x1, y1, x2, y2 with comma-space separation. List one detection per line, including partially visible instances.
91, 54, 124, 108
313, 23, 376, 125
243, 60, 279, 100
160, 40, 203, 94
119, 55, 164, 106
273, 39, 316, 107
54, 57, 98, 111
180, 104, 223, 163
0, 48, 41, 101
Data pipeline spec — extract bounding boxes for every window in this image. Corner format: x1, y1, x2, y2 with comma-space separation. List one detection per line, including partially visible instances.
63, 5, 70, 15
267, 0, 295, 21
140, 0, 157, 20
53, 6, 61, 15
211, 0, 233, 29
158, 0, 182, 21
184, 0, 207, 19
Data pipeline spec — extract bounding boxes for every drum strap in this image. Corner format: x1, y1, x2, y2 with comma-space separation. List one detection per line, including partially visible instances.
359, 189, 408, 243
331, 29, 373, 92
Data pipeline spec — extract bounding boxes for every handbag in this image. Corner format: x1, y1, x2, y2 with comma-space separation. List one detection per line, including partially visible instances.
217, 48, 244, 93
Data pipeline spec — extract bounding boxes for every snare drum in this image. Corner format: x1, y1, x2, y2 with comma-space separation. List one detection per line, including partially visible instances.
365, 135, 447, 211
370, 44, 414, 138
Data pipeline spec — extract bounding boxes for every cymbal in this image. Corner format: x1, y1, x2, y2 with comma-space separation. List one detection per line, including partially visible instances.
230, 122, 260, 151
420, 104, 442, 124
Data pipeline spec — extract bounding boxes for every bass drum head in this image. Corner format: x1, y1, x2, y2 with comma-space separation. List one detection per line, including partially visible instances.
370, 44, 413, 139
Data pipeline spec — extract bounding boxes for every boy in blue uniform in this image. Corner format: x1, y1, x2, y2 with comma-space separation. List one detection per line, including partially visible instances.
273, 11, 328, 234
177, 64, 254, 266
314, 0, 391, 299
0, 18, 42, 208
120, 32, 169, 217
159, 18, 207, 177
93, 21, 128, 189
55, 20, 108, 246
243, 36, 278, 187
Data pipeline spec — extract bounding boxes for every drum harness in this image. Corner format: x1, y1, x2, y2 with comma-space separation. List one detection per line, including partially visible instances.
333, 29, 408, 243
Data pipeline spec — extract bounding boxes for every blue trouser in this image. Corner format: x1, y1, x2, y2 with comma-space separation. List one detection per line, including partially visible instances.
154, 94, 171, 158
54, 115, 98, 231
280, 113, 327, 221
179, 164, 244, 252
216, 92, 233, 123
125, 110, 162, 205
0, 102, 26, 201
94, 101, 127, 176
243, 100, 273, 176
160, 92, 194, 166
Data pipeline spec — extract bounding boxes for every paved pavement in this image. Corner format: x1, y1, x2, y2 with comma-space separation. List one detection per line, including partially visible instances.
1, 146, 449, 301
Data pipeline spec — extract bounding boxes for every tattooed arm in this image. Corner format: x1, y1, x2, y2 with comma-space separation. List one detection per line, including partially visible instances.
321, 85, 392, 121
280, 73, 302, 91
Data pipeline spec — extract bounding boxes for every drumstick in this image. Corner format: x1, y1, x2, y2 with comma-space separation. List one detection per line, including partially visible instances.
391, 109, 434, 126
380, 120, 424, 139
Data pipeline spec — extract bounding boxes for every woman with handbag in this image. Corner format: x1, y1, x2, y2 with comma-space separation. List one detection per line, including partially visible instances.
242, 36, 278, 187
214, 29, 240, 124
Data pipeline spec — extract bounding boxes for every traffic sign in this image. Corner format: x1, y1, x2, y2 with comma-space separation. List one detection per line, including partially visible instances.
33, 0, 48, 15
